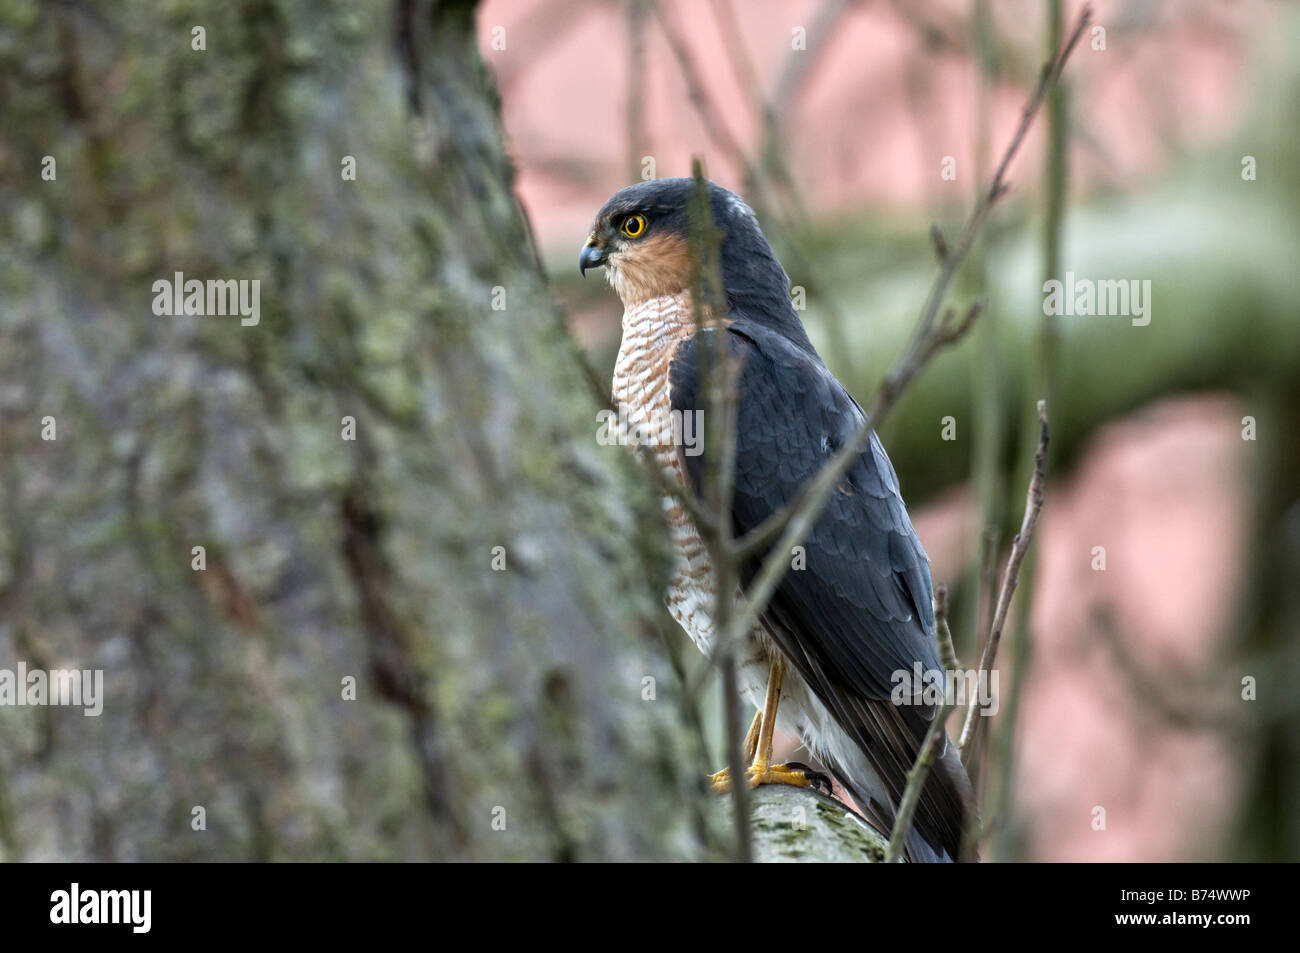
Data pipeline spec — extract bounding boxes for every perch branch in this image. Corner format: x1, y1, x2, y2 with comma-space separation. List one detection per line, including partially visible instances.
885, 584, 960, 862
958, 400, 1050, 756
691, 4, 1091, 683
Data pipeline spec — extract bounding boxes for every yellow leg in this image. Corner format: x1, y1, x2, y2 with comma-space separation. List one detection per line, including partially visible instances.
711, 656, 826, 792
710, 707, 761, 792
749, 655, 784, 772
742, 707, 762, 762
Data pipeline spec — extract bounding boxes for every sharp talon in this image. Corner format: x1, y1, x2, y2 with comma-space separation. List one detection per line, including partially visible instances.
784, 761, 833, 795
710, 761, 830, 793
710, 768, 733, 795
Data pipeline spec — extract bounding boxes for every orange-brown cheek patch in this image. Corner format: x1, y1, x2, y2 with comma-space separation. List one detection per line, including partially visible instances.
613, 233, 692, 305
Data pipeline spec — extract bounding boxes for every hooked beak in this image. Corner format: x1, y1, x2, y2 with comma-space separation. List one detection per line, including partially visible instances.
579, 243, 606, 277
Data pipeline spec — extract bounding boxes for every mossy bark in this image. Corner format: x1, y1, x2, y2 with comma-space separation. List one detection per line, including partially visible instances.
735, 786, 886, 863
0, 0, 721, 862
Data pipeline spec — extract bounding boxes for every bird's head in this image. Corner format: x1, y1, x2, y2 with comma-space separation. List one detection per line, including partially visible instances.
579, 178, 701, 307
579, 179, 804, 337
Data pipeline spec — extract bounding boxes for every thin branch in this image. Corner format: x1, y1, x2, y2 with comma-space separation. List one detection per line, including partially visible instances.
651, 0, 752, 184
707, 0, 762, 109
693, 4, 1091, 683
958, 399, 1050, 756
686, 161, 753, 863
770, 0, 856, 124
870, 2, 1091, 424
1089, 605, 1252, 734
978, 526, 1002, 653
982, 0, 1073, 854
963, 523, 1001, 796
884, 583, 959, 863
657, 0, 858, 362
598, 4, 1086, 853
492, 0, 591, 95
634, 443, 720, 533
885, 0, 969, 58
624, 0, 649, 184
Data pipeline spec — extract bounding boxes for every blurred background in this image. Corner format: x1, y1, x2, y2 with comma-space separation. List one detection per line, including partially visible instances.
0, 0, 1296, 863
481, 0, 1300, 861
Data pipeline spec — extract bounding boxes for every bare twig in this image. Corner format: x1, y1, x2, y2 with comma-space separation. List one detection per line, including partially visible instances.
492, 0, 590, 95
685, 161, 753, 863
978, 526, 1002, 649
982, 0, 1073, 855
884, 583, 959, 862
624, 0, 649, 184
633, 443, 719, 533
958, 400, 1049, 756
869, 2, 1091, 426
692, 4, 1090, 680
650, 1, 751, 186
707, 0, 762, 109
963, 523, 1001, 795
657, 0, 857, 360
592, 5, 1087, 857
929, 223, 949, 263
1090, 605, 1251, 734
770, 0, 857, 124
885, 0, 969, 57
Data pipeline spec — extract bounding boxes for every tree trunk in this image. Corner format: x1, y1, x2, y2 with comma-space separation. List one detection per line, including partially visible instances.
0, 0, 720, 862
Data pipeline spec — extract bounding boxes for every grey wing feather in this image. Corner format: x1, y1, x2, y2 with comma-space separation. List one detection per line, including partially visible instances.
670, 322, 971, 860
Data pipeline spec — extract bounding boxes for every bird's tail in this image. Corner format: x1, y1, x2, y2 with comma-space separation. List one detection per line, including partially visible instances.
834, 729, 977, 863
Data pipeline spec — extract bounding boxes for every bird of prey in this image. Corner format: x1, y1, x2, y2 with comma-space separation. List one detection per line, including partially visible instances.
580, 178, 974, 862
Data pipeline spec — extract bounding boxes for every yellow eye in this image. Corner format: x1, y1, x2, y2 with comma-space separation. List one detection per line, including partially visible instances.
620, 214, 647, 238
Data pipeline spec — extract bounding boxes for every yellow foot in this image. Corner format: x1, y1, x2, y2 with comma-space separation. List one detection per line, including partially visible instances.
710, 761, 832, 795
